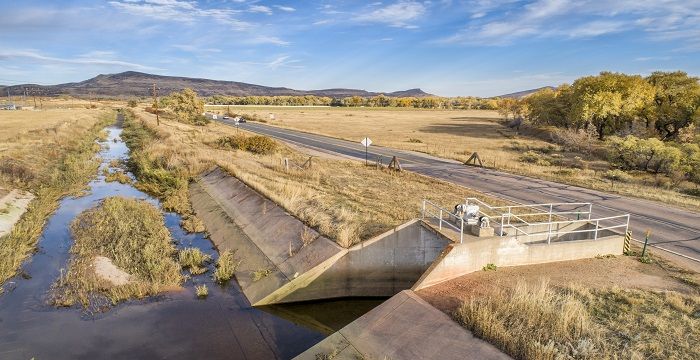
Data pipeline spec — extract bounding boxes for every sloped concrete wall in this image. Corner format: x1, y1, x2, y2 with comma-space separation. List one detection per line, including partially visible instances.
190, 168, 451, 305
294, 290, 510, 360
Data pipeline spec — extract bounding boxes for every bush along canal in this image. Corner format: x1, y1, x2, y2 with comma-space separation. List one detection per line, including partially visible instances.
0, 116, 382, 359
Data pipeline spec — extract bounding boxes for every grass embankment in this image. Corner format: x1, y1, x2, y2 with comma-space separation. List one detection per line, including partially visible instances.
456, 280, 699, 359
0, 109, 113, 287
417, 255, 700, 360
52, 197, 182, 308
119, 110, 204, 231
209, 106, 700, 212
126, 107, 507, 247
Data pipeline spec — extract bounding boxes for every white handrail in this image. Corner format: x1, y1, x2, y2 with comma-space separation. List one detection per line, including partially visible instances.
422, 199, 465, 243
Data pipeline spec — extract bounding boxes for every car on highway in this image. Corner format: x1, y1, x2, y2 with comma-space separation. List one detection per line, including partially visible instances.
222, 115, 230, 119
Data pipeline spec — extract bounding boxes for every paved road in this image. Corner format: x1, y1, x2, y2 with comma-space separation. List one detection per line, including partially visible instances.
217, 119, 700, 267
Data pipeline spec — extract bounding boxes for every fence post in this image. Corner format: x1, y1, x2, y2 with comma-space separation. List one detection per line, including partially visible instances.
641, 230, 651, 258
460, 218, 464, 244
624, 214, 630, 235
588, 204, 593, 220
439, 209, 443, 230
421, 200, 426, 220
548, 204, 553, 223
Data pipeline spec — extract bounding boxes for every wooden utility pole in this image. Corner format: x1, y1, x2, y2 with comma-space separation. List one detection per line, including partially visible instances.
152, 83, 160, 126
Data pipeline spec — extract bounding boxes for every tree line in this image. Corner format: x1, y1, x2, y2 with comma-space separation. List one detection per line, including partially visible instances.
505, 71, 700, 141
505, 71, 700, 185
207, 94, 499, 110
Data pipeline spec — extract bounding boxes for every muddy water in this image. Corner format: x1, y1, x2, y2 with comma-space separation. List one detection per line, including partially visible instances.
0, 125, 382, 359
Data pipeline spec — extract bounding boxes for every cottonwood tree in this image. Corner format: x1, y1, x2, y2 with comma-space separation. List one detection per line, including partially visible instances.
169, 88, 204, 124
525, 85, 573, 128
569, 72, 655, 140
645, 71, 700, 140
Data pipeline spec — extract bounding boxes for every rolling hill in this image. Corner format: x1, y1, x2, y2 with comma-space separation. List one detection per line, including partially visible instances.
0, 71, 433, 99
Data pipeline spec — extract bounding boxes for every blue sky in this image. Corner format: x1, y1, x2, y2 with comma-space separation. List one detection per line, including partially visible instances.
0, 0, 699, 96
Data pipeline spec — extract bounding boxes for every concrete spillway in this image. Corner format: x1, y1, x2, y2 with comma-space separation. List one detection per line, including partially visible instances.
190, 168, 451, 305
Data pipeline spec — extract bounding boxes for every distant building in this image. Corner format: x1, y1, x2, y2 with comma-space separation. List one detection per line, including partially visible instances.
0, 104, 16, 110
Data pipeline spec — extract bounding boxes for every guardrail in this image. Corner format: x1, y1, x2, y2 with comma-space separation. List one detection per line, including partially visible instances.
421, 200, 465, 243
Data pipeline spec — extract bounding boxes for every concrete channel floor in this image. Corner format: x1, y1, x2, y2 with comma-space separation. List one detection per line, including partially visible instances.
294, 290, 511, 360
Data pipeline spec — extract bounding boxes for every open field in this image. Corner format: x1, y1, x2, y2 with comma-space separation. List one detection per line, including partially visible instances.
209, 106, 700, 212
418, 254, 700, 360
127, 107, 513, 247
0, 107, 113, 287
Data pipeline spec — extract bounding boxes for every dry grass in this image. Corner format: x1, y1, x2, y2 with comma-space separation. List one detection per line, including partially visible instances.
102, 168, 132, 184
209, 106, 700, 212
214, 249, 239, 283
0, 108, 105, 141
52, 197, 183, 309
127, 107, 509, 247
455, 279, 699, 359
0, 108, 113, 286
195, 284, 208, 298
179, 247, 211, 275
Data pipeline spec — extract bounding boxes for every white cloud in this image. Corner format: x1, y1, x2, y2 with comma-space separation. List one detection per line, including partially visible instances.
248, 5, 272, 15
266, 55, 302, 69
355, 1, 426, 28
440, 0, 700, 47
275, 5, 296, 12
172, 44, 221, 53
109, 0, 251, 30
0, 49, 159, 71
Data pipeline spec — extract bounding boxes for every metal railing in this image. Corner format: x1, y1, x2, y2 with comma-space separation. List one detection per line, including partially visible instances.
502, 214, 630, 244
421, 198, 630, 245
421, 199, 465, 243
466, 197, 593, 236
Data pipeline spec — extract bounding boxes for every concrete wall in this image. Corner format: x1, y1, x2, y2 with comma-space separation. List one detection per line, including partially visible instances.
190, 168, 451, 305
294, 290, 510, 360
413, 230, 623, 290
277, 220, 450, 302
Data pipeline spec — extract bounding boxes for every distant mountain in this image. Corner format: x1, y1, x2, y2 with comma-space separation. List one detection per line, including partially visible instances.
0, 71, 434, 99
496, 86, 554, 99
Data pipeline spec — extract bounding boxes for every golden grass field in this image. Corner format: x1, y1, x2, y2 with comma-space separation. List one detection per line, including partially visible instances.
0, 107, 112, 287
208, 105, 700, 212
0, 108, 105, 141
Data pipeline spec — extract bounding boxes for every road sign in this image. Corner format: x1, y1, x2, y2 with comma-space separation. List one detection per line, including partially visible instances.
361, 137, 372, 165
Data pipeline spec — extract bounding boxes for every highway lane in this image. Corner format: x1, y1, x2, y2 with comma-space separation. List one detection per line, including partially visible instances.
217, 119, 700, 266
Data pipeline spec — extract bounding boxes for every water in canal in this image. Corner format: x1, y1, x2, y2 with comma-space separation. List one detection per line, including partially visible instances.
0, 124, 383, 359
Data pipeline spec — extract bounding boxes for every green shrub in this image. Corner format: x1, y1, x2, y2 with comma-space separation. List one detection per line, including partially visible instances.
408, 138, 423, 143
244, 135, 277, 154
519, 151, 551, 166
216, 135, 277, 155
603, 169, 632, 183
